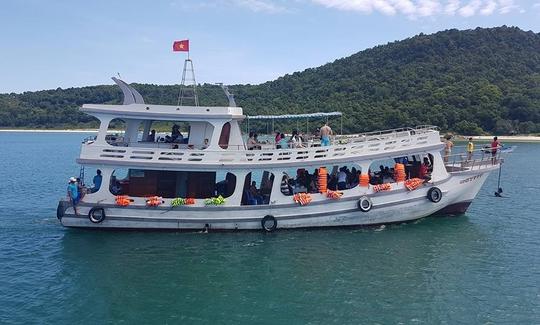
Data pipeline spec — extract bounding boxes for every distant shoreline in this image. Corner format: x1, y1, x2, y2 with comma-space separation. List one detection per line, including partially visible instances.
0, 129, 98, 133
454, 135, 540, 143
1, 129, 540, 143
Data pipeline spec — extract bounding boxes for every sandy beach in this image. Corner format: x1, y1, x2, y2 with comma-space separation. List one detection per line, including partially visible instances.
0, 129, 99, 133
454, 135, 540, 143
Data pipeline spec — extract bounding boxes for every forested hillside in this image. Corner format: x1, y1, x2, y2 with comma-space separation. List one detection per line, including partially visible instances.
1, 26, 539, 134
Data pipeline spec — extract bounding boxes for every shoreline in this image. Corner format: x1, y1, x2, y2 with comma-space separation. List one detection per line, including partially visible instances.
453, 135, 540, 143
1, 129, 540, 143
0, 129, 99, 133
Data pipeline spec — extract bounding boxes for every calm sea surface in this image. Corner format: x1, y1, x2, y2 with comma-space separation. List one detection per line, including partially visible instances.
0, 132, 538, 324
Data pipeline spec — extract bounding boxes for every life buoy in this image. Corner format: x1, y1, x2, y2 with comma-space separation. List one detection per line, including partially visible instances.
427, 187, 442, 203
88, 207, 106, 224
261, 215, 277, 232
357, 196, 372, 212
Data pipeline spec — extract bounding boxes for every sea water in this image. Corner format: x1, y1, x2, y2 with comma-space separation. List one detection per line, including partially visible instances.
0, 132, 538, 324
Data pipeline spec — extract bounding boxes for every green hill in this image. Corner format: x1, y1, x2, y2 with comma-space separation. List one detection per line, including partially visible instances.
1, 26, 539, 134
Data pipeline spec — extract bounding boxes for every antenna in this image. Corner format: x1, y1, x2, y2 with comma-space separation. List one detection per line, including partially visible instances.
177, 58, 199, 106
216, 83, 236, 107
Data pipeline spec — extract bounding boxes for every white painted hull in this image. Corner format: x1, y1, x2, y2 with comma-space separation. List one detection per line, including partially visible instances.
59, 168, 493, 230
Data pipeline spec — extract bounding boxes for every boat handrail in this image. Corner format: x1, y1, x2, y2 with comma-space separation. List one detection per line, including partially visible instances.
444, 146, 505, 172
106, 125, 439, 151
80, 129, 442, 166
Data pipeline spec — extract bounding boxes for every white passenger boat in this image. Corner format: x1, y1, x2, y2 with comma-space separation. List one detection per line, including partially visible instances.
57, 78, 508, 231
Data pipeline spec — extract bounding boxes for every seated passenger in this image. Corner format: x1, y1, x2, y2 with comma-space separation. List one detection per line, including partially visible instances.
337, 167, 347, 190
278, 133, 289, 149
247, 132, 257, 150
110, 177, 122, 195
280, 174, 290, 195
90, 169, 102, 193
423, 157, 433, 172
253, 133, 262, 150
290, 131, 303, 148
419, 160, 432, 182
249, 181, 263, 204
171, 124, 181, 142
148, 129, 156, 142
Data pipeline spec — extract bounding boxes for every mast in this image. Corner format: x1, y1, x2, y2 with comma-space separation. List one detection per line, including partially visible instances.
177, 58, 199, 106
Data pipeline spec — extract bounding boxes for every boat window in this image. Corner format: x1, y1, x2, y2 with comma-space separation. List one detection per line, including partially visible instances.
369, 154, 434, 185
109, 169, 236, 199
241, 171, 275, 205
106, 118, 127, 146
280, 164, 362, 196
219, 122, 231, 149
152, 122, 190, 145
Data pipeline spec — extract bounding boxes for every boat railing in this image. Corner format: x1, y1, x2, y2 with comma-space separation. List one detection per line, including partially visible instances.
79, 125, 442, 165
444, 146, 503, 172
100, 125, 439, 152
80, 128, 442, 165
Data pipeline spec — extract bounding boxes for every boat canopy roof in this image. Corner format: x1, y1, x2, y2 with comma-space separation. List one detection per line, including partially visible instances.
247, 112, 342, 120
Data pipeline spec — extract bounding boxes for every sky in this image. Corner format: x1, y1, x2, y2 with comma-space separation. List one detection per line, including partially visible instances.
0, 0, 539, 93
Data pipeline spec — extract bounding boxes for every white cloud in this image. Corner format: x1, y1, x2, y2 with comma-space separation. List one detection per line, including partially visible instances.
311, 0, 374, 13
458, 0, 482, 16
498, 0, 518, 13
311, 0, 524, 18
444, 0, 460, 15
480, 0, 497, 14
232, 0, 287, 13
176, 0, 529, 17
417, 0, 441, 16
391, 0, 417, 15
374, 0, 398, 15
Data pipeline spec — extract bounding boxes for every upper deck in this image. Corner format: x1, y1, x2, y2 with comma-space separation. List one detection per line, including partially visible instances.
82, 103, 245, 121
77, 126, 443, 170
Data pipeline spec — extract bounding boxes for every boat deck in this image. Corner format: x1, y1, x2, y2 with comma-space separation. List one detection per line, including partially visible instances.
78, 126, 442, 168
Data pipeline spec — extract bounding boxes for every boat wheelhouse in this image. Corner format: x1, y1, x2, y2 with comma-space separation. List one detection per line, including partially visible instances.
57, 78, 508, 231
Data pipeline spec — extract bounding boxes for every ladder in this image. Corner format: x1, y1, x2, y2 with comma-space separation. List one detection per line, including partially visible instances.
79, 166, 85, 186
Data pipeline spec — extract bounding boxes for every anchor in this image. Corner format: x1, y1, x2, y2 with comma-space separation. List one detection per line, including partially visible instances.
494, 160, 503, 197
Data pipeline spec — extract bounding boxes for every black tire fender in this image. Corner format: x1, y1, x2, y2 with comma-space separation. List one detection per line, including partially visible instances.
427, 187, 442, 203
57, 201, 68, 220
261, 215, 277, 232
357, 196, 373, 212
88, 207, 106, 224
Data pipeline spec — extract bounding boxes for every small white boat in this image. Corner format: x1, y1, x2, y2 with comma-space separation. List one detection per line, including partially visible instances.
57, 78, 508, 231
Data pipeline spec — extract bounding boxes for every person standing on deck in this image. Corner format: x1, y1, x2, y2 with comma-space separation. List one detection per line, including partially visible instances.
275, 132, 282, 148
491, 136, 502, 164
444, 135, 453, 163
67, 177, 79, 216
320, 123, 333, 146
467, 137, 474, 161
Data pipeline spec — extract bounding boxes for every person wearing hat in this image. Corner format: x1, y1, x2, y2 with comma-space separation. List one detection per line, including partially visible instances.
67, 177, 80, 215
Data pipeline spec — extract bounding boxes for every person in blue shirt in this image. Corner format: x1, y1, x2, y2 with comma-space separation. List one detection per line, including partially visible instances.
91, 169, 102, 193
67, 177, 79, 215
278, 133, 288, 149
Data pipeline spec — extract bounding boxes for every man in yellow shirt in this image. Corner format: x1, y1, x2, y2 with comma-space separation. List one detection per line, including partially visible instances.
467, 137, 474, 161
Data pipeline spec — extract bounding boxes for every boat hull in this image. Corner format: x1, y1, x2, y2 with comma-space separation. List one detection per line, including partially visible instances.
58, 169, 492, 231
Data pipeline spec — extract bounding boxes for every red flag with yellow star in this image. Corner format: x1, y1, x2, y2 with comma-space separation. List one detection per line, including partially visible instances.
173, 40, 189, 52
